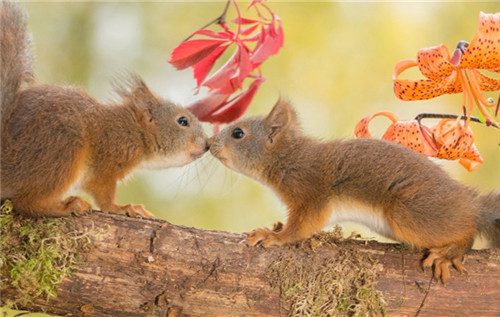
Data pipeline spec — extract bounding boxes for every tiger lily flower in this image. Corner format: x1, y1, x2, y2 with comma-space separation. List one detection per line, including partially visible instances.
355, 112, 484, 171
393, 12, 500, 129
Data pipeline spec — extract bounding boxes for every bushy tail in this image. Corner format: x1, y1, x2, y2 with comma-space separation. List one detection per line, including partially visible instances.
478, 191, 500, 248
0, 1, 35, 120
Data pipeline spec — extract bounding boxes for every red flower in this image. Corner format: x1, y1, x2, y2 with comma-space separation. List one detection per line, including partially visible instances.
169, 0, 283, 124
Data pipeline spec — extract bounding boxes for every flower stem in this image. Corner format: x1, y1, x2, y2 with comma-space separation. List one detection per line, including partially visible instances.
415, 113, 498, 129
182, 0, 231, 42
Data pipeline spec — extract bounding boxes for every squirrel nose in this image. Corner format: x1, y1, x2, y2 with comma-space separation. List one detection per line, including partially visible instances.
207, 137, 215, 149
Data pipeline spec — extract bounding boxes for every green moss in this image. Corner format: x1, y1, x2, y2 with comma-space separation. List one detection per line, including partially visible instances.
0, 200, 106, 308
267, 229, 387, 316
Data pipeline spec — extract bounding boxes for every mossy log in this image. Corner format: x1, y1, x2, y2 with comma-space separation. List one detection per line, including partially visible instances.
1, 211, 499, 316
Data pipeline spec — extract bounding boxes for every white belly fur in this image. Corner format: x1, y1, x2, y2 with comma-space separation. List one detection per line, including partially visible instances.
327, 199, 395, 240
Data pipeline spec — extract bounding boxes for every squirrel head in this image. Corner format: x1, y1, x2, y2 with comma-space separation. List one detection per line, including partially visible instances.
209, 98, 300, 181
120, 76, 209, 169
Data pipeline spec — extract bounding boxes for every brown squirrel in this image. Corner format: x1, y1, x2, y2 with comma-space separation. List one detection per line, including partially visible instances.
209, 98, 500, 282
0, 2, 208, 218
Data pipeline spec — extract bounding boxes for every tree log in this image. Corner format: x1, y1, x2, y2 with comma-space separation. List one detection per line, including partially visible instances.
1, 211, 499, 316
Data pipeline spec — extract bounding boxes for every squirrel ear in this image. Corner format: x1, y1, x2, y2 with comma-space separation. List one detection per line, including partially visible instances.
131, 84, 157, 122
264, 97, 296, 144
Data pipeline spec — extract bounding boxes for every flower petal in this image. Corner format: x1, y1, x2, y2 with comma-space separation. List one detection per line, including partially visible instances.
392, 59, 417, 81
354, 112, 437, 156
251, 20, 284, 66
187, 90, 230, 120
354, 111, 398, 138
190, 29, 234, 40
238, 45, 253, 87
230, 17, 259, 25
416, 44, 455, 81
394, 72, 461, 101
458, 143, 484, 172
382, 120, 437, 156
205, 78, 264, 123
203, 49, 238, 93
471, 69, 500, 91
460, 12, 500, 71
192, 44, 229, 87
169, 39, 228, 70
431, 119, 483, 171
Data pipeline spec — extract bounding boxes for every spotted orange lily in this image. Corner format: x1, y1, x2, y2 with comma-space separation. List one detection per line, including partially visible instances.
393, 12, 500, 129
355, 112, 484, 171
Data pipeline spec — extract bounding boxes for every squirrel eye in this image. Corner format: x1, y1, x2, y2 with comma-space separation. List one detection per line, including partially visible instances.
231, 128, 245, 139
177, 116, 189, 127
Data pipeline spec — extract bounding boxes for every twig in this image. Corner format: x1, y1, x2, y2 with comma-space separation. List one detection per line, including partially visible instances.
182, 0, 231, 42
415, 275, 434, 317
414, 113, 499, 129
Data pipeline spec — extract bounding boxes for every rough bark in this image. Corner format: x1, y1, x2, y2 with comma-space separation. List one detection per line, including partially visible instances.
1, 211, 499, 316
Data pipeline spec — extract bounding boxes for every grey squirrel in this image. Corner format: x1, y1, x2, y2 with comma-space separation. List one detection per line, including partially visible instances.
0, 1, 208, 218
209, 98, 500, 282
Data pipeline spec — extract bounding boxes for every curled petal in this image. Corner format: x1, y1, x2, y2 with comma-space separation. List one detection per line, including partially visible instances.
392, 59, 417, 81
416, 44, 455, 81
354, 111, 398, 138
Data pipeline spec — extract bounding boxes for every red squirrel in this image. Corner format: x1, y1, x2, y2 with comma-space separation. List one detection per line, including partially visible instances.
209, 98, 500, 282
0, 2, 208, 218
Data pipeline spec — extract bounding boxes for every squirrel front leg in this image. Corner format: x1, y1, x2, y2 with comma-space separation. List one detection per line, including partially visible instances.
246, 203, 332, 246
83, 175, 154, 219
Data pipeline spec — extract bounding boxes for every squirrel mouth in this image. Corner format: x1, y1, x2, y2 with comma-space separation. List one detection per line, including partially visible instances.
190, 151, 206, 160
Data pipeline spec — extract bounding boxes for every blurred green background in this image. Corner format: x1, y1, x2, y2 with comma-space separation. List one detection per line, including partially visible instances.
22, 0, 500, 239
3, 1, 500, 316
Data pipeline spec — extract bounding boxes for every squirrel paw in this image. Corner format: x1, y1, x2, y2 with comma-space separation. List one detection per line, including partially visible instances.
63, 196, 92, 216
108, 203, 155, 219
422, 248, 467, 283
246, 225, 283, 246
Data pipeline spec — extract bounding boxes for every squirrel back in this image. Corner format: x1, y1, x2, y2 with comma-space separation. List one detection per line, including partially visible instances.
0, 1, 35, 120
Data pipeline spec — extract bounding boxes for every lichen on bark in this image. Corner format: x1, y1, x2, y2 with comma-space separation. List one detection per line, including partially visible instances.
0, 201, 107, 308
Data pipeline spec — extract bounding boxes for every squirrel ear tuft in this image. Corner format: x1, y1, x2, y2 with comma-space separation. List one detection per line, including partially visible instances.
264, 97, 296, 144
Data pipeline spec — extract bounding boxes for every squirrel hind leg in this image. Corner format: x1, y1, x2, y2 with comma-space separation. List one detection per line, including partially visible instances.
15, 195, 91, 217
421, 243, 469, 283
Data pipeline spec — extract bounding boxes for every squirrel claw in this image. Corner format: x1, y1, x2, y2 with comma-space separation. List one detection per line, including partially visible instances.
246, 227, 281, 246
63, 196, 92, 216
107, 203, 155, 219
422, 248, 466, 283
